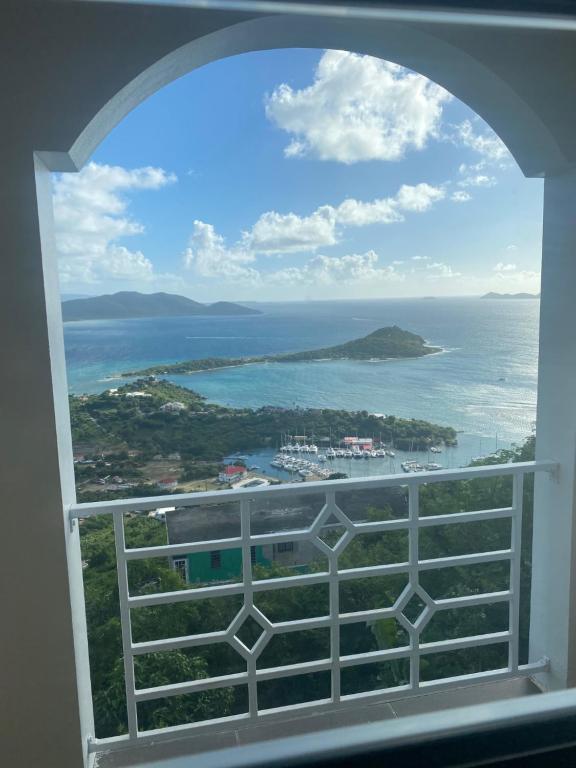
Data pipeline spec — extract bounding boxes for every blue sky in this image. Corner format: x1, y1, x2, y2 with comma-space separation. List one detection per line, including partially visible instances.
53, 48, 543, 301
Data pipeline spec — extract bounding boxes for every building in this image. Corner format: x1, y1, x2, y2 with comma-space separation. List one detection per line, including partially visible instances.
6, 3, 576, 768
343, 436, 374, 450
124, 391, 152, 398
218, 464, 248, 483
156, 477, 178, 491
160, 401, 187, 413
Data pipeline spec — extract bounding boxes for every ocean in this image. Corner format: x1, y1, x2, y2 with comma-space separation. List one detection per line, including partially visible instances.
64, 297, 539, 474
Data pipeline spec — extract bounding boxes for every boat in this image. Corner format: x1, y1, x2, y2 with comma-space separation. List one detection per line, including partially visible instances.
326, 448, 336, 459
430, 446, 442, 454
424, 462, 443, 471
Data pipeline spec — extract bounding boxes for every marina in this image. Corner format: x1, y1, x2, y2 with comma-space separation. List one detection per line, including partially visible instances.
250, 437, 451, 482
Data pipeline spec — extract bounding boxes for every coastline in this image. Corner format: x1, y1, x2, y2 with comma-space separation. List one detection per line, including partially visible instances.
121, 348, 444, 378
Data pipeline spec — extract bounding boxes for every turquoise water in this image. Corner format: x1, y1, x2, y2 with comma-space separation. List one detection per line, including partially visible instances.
64, 297, 539, 468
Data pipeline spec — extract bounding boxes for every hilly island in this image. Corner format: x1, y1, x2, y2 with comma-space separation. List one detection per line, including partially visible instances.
62, 291, 260, 321
123, 326, 440, 377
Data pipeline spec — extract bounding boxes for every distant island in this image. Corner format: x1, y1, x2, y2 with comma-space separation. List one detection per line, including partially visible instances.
482, 292, 540, 299
61, 291, 261, 321
123, 326, 440, 377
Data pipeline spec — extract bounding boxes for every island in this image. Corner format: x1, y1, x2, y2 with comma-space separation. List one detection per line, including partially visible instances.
61, 291, 261, 321
123, 325, 440, 377
482, 292, 540, 299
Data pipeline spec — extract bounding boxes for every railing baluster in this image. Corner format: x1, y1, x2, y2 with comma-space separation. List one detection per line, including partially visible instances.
509, 472, 524, 672
241, 499, 258, 718
113, 510, 138, 739
408, 482, 420, 689
327, 491, 341, 704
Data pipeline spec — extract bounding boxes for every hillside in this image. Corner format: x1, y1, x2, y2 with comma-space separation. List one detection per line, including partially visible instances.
278, 325, 438, 362
61, 291, 261, 321
123, 325, 440, 377
482, 292, 540, 299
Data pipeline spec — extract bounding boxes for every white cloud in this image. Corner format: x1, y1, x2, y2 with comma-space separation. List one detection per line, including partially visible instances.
506, 244, 518, 252
54, 162, 177, 286
183, 220, 402, 288
425, 261, 461, 279
451, 190, 472, 203
268, 251, 404, 287
244, 206, 337, 254
242, 182, 445, 255
451, 119, 510, 162
266, 50, 451, 164
183, 221, 260, 283
336, 183, 444, 227
457, 174, 496, 189
491, 262, 540, 289
412, 255, 430, 261
394, 183, 445, 211
494, 262, 517, 272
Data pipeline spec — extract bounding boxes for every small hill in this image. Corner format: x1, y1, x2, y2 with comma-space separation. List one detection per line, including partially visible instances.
61, 291, 261, 321
482, 292, 540, 299
278, 325, 438, 361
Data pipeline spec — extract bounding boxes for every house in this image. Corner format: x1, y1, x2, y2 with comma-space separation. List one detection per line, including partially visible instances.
343, 436, 373, 450
218, 464, 248, 483
160, 401, 187, 413
156, 477, 178, 491
124, 390, 152, 398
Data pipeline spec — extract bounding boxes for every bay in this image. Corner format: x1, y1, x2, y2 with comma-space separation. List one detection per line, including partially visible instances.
64, 297, 539, 471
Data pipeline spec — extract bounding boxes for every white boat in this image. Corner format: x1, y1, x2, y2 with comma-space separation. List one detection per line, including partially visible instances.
326, 448, 336, 459
387, 450, 396, 458
430, 446, 442, 454
425, 462, 443, 471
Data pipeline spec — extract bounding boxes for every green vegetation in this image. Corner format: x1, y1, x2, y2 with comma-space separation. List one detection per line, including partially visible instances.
122, 325, 440, 377
80, 437, 535, 737
278, 326, 439, 361
70, 378, 456, 496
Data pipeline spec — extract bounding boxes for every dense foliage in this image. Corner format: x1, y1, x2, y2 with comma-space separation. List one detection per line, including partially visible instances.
71, 380, 456, 465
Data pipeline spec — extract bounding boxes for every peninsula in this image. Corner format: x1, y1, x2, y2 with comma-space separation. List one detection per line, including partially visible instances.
62, 291, 261, 321
123, 326, 440, 377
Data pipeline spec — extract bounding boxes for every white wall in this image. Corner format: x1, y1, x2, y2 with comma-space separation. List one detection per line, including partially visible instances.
2, 3, 576, 767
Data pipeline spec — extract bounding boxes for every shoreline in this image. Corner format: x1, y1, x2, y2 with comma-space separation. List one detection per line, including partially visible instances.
120, 347, 446, 379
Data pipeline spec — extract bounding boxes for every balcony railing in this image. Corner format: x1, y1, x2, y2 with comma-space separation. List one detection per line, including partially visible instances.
70, 460, 556, 755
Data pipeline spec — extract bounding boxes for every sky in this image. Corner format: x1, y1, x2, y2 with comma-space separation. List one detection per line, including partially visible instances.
52, 48, 543, 302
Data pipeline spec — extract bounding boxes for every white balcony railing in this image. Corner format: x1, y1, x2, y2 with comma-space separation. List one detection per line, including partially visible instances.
70, 460, 556, 755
